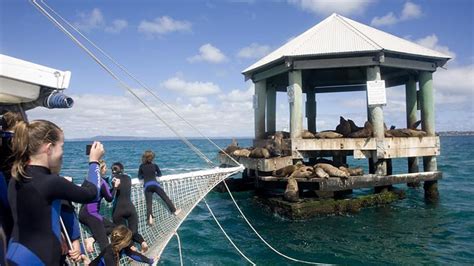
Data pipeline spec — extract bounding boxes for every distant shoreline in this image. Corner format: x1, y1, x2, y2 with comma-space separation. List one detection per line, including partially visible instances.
67, 132, 474, 141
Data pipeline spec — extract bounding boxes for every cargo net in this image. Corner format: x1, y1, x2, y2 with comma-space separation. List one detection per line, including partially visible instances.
78, 166, 243, 265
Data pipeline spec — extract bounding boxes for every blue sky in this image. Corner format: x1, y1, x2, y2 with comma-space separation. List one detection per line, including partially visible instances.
1, 0, 473, 138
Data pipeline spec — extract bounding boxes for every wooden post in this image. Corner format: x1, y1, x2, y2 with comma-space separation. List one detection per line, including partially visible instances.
254, 79, 267, 140
289, 71, 303, 139
306, 88, 316, 133
266, 85, 276, 134
366, 66, 387, 176
419, 71, 439, 201
406, 76, 420, 187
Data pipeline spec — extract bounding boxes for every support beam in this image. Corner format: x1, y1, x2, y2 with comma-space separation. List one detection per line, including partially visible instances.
254, 79, 267, 140
405, 76, 420, 187
266, 85, 276, 134
366, 66, 387, 178
419, 71, 439, 201
306, 88, 316, 132
289, 71, 303, 139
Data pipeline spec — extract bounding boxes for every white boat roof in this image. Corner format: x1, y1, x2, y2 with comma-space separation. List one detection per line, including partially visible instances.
243, 13, 451, 74
0, 54, 71, 104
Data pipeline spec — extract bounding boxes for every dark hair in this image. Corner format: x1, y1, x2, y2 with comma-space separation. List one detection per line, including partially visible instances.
12, 120, 63, 180
111, 162, 124, 175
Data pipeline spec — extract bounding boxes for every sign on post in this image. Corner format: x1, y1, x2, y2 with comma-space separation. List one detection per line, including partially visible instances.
367, 80, 387, 106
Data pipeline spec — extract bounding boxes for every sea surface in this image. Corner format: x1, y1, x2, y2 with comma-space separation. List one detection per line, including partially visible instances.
62, 136, 474, 265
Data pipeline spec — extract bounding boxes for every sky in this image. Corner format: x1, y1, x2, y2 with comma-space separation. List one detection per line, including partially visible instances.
1, 0, 473, 139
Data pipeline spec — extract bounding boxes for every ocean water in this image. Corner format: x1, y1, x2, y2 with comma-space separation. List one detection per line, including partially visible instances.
62, 136, 474, 265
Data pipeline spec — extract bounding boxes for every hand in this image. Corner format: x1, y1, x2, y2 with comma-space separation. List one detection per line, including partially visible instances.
68, 240, 81, 262
80, 254, 91, 265
113, 178, 121, 188
89, 141, 104, 162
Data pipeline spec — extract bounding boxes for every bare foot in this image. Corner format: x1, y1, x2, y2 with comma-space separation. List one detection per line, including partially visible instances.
84, 237, 95, 253
147, 215, 154, 225
173, 208, 182, 216
141, 241, 149, 253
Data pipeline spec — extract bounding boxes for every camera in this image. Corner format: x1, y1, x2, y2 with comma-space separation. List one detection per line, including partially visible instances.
85, 144, 92, 155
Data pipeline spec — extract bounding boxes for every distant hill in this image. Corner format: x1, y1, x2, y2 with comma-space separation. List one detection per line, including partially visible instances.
438, 131, 474, 136
66, 135, 252, 141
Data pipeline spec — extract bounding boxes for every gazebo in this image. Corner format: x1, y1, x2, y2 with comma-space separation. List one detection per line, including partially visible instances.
223, 13, 450, 202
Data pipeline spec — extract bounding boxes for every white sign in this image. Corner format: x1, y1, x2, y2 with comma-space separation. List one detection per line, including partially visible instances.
287, 85, 294, 103
367, 80, 387, 106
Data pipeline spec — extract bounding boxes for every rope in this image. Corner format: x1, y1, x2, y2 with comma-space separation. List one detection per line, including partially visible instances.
223, 180, 325, 265
175, 232, 183, 266
203, 198, 255, 266
30, 0, 214, 167
37, 0, 241, 167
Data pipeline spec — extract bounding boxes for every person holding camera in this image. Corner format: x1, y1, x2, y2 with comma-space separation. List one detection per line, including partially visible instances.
6, 119, 104, 265
79, 159, 120, 253
138, 150, 181, 225
111, 162, 149, 253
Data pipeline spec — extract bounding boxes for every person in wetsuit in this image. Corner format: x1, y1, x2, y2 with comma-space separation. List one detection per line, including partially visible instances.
6, 119, 103, 265
0, 111, 23, 243
79, 159, 120, 253
138, 150, 181, 225
111, 162, 149, 253
83, 225, 156, 265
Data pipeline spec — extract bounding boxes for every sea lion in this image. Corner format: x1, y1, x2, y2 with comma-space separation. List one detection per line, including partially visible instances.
290, 166, 314, 179
272, 161, 303, 177
249, 147, 270, 158
232, 148, 251, 157
313, 167, 329, 179
385, 128, 427, 137
315, 163, 349, 179
339, 166, 364, 176
349, 121, 373, 138
301, 130, 315, 139
220, 138, 239, 154
409, 120, 422, 130
335, 116, 351, 137
314, 131, 343, 139
284, 177, 299, 202
348, 119, 363, 133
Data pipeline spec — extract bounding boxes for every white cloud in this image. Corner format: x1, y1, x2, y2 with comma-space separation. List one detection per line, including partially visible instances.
371, 1, 422, 27
401, 2, 422, 20
237, 43, 272, 59
187, 44, 227, 64
288, 0, 374, 16
161, 76, 221, 96
371, 12, 398, 27
415, 34, 456, 60
218, 83, 254, 103
74, 8, 104, 32
189, 96, 208, 106
74, 8, 127, 34
138, 16, 191, 35
434, 65, 474, 103
105, 19, 128, 33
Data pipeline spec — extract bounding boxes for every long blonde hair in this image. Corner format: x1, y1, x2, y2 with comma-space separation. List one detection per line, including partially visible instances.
11, 120, 62, 180
141, 150, 155, 164
110, 225, 133, 264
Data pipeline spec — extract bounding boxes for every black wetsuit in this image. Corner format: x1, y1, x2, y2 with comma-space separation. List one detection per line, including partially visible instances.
79, 178, 116, 251
112, 173, 145, 245
0, 131, 14, 242
138, 163, 176, 218
89, 244, 153, 266
6, 163, 100, 265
